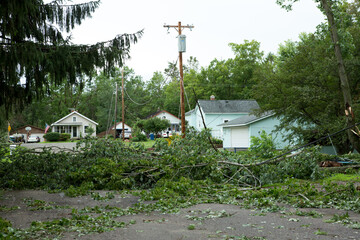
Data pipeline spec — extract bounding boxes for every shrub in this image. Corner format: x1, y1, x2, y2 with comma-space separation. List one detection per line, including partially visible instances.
131, 133, 147, 142
85, 126, 95, 136
249, 130, 277, 159
211, 138, 223, 145
44, 132, 60, 142
60, 133, 71, 141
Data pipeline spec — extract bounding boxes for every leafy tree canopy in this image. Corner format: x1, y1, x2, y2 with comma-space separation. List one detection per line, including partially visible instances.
0, 0, 143, 117
135, 118, 170, 136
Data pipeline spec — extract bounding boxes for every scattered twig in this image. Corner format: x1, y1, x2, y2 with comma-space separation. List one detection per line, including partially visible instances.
298, 193, 310, 202
323, 189, 348, 197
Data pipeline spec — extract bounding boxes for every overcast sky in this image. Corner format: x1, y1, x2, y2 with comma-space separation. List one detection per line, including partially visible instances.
70, 0, 326, 80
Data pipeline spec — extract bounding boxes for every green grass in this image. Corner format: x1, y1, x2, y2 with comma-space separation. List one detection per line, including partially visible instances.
124, 140, 156, 149
141, 140, 156, 148
325, 173, 360, 182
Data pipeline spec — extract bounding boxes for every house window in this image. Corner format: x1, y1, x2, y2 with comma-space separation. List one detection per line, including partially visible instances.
163, 116, 166, 119
73, 116, 77, 122
84, 126, 88, 134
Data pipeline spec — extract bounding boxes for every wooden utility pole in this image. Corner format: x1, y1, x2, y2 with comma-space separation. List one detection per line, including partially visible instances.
122, 68, 125, 141
163, 21, 194, 138
114, 82, 118, 138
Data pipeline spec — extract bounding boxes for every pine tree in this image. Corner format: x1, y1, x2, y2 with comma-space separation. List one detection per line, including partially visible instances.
0, 0, 143, 117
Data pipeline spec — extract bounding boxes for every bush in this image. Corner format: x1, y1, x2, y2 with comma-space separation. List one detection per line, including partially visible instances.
131, 133, 147, 142
249, 130, 276, 159
60, 133, 71, 141
44, 132, 60, 142
211, 138, 223, 145
85, 126, 95, 136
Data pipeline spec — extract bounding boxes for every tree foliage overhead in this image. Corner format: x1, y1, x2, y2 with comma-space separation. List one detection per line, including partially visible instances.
0, 0, 143, 116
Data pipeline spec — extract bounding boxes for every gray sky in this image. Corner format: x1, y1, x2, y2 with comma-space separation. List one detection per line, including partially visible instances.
71, 0, 326, 80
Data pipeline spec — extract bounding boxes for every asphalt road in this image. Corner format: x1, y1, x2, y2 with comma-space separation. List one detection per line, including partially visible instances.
21, 141, 79, 153
1, 190, 360, 240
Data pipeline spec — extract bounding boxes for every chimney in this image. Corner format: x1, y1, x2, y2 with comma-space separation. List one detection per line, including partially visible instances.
210, 95, 215, 100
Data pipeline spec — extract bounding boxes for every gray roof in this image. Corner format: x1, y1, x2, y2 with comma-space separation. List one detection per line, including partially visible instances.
185, 109, 195, 116
199, 100, 260, 114
218, 111, 274, 127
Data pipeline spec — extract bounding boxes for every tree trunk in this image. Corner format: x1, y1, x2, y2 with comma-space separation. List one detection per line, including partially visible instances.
320, 0, 360, 152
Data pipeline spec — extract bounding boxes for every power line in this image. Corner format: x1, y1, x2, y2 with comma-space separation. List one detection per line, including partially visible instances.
123, 87, 152, 106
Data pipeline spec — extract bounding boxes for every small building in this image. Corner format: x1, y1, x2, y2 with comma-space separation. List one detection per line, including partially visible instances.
218, 112, 290, 150
147, 110, 181, 134
51, 111, 98, 138
10, 125, 46, 142
97, 122, 132, 138
185, 98, 260, 139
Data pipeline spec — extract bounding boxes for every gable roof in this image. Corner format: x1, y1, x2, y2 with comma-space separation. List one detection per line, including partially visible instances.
218, 111, 275, 127
52, 111, 98, 126
185, 109, 195, 116
198, 100, 260, 114
146, 110, 180, 120
11, 125, 45, 134
112, 122, 132, 130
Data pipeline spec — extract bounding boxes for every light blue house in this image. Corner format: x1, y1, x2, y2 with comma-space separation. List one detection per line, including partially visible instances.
185, 99, 260, 139
218, 112, 290, 150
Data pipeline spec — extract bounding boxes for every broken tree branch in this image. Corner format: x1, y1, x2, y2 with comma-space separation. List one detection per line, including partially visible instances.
218, 151, 302, 168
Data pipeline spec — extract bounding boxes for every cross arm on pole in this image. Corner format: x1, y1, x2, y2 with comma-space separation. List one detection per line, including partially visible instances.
164, 22, 194, 34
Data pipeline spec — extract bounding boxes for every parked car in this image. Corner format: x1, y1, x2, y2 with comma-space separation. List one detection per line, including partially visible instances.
27, 135, 40, 143
9, 134, 25, 143
162, 131, 173, 138
120, 130, 132, 139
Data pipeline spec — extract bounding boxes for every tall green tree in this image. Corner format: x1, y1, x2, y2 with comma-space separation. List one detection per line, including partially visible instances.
275, 0, 360, 151
187, 40, 263, 102
253, 33, 351, 152
78, 72, 115, 132
0, 0, 143, 119
144, 71, 166, 113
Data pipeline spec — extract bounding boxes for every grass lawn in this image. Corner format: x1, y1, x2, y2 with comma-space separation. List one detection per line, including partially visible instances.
125, 140, 156, 148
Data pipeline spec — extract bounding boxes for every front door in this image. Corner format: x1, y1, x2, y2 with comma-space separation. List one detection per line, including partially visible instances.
73, 126, 77, 138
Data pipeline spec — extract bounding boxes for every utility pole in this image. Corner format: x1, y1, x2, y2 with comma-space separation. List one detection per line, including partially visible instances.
114, 82, 118, 139
164, 21, 194, 138
122, 68, 125, 141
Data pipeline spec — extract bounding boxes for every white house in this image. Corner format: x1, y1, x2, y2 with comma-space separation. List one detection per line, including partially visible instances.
113, 122, 132, 138
185, 99, 260, 139
51, 111, 98, 138
147, 110, 181, 134
218, 112, 290, 150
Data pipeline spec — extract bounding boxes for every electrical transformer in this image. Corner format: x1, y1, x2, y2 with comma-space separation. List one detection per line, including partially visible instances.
178, 35, 186, 52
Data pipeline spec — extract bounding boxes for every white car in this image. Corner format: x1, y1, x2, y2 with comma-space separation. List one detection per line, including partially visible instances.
120, 130, 132, 139
27, 136, 40, 143
162, 131, 173, 138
